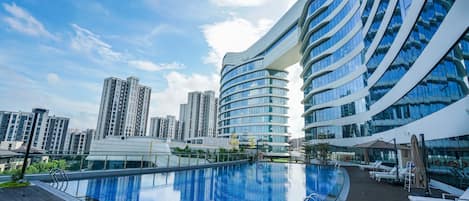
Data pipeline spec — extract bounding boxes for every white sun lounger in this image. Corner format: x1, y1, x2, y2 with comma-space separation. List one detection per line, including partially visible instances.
359, 161, 382, 170
375, 167, 410, 182
408, 187, 469, 201
369, 166, 397, 179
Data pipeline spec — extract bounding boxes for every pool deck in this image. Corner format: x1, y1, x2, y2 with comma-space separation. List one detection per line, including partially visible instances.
345, 166, 410, 201
344, 166, 449, 201
0, 185, 63, 201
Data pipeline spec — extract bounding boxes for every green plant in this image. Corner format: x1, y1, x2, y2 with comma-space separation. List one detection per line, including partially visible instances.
313, 143, 330, 164
10, 169, 22, 181
0, 181, 30, 188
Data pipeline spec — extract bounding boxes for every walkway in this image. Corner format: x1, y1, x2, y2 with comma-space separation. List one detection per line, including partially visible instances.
0, 186, 63, 201
345, 166, 409, 201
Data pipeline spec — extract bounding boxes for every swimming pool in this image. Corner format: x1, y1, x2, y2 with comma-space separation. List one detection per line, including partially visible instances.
59, 163, 347, 201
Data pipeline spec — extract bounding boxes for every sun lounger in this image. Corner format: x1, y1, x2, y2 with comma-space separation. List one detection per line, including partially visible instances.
375, 167, 410, 182
359, 161, 382, 170
370, 166, 396, 179
408, 187, 469, 201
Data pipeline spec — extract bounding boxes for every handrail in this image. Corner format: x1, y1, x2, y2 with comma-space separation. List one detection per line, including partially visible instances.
304, 192, 321, 201
49, 168, 69, 192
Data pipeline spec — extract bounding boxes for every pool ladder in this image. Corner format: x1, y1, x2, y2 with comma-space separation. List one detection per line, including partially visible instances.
304, 192, 321, 201
49, 168, 69, 191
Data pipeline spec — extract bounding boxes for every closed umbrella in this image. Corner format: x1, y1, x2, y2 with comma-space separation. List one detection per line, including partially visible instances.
411, 135, 427, 189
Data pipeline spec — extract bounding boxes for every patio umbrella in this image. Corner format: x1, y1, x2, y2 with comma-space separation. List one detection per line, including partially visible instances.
411, 135, 427, 189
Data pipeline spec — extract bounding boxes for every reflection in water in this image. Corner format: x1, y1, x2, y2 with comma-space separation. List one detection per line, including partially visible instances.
63, 163, 343, 201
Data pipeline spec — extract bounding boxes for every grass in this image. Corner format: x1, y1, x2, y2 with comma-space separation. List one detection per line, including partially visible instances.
0, 181, 30, 188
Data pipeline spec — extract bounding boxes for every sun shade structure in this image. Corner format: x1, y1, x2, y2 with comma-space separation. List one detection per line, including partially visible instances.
354, 140, 408, 150
13, 145, 45, 154
0, 149, 22, 158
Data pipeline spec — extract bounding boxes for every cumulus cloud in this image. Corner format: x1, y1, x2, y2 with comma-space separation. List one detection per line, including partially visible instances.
2, 2, 57, 40
46, 73, 60, 84
129, 60, 185, 72
210, 0, 268, 7
201, 17, 273, 70
150, 71, 220, 119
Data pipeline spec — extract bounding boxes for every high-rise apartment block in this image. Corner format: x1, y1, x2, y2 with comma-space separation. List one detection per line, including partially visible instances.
179, 91, 218, 140
95, 76, 151, 140
44, 115, 70, 154
149, 115, 183, 140
64, 129, 94, 154
0, 108, 69, 153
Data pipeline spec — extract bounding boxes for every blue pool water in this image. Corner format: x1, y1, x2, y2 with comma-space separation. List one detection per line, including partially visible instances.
61, 163, 345, 201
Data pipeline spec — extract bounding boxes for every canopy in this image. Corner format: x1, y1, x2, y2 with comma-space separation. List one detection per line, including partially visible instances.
354, 139, 409, 150
12, 145, 45, 154
0, 149, 22, 158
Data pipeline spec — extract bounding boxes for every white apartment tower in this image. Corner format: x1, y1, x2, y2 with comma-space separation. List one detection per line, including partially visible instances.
64, 129, 94, 154
0, 108, 69, 153
44, 116, 70, 154
149, 115, 181, 140
95, 76, 151, 140
181, 91, 218, 140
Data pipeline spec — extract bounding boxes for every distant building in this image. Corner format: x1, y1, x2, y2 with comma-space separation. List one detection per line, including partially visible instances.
0, 108, 69, 153
65, 129, 94, 154
44, 116, 69, 154
95, 76, 151, 140
149, 115, 182, 141
180, 91, 218, 140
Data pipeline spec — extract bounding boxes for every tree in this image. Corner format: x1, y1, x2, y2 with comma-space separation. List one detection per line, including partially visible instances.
313, 143, 330, 165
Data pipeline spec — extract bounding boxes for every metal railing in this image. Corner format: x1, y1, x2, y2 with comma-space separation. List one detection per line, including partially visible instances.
49, 168, 69, 191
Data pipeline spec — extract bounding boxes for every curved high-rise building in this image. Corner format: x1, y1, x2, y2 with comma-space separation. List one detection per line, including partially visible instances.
219, 0, 469, 160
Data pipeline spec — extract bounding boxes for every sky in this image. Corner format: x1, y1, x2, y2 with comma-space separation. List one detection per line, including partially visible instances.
0, 0, 304, 138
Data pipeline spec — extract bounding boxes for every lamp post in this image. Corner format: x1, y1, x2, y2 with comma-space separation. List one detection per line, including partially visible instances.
20, 112, 39, 180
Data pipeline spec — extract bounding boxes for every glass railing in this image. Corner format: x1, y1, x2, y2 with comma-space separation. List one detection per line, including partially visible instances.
0, 151, 251, 177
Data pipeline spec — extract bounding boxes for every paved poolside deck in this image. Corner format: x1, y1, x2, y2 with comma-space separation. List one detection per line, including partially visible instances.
0, 186, 63, 201
345, 166, 410, 201
344, 166, 448, 201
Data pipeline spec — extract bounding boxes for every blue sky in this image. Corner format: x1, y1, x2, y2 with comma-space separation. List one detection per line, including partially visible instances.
0, 0, 303, 137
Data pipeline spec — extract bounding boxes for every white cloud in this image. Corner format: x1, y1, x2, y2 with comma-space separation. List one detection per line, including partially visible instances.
201, 17, 273, 70
286, 64, 304, 139
150, 71, 220, 119
70, 24, 122, 62
0, 67, 98, 129
2, 2, 57, 40
46, 73, 60, 84
129, 60, 185, 72
210, 0, 268, 7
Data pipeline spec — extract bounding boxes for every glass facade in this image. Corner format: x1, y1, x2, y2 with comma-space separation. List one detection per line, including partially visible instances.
363, 0, 390, 52
300, 0, 467, 142
370, 31, 469, 134
426, 135, 469, 189
219, 59, 289, 156
221, 0, 468, 168
366, 2, 403, 76
368, 0, 455, 105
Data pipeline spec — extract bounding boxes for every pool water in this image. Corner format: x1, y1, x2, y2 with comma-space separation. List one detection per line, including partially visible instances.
61, 163, 345, 201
